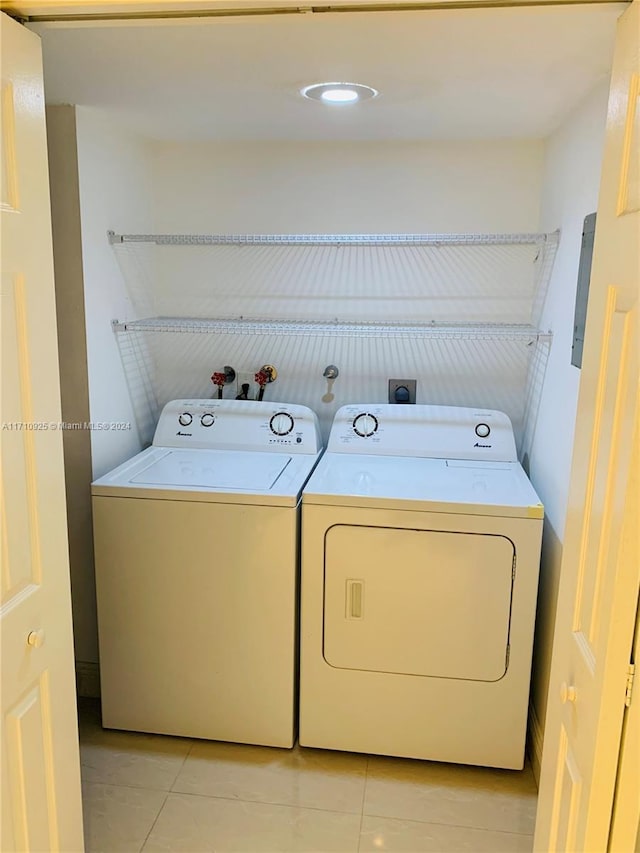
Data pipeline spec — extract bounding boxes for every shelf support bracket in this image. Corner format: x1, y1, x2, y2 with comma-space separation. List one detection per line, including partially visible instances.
536, 331, 554, 345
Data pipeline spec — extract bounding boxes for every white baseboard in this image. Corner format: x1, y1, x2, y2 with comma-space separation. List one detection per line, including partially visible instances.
528, 702, 544, 787
76, 661, 100, 698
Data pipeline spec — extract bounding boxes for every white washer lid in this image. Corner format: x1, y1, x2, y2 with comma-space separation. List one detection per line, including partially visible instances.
302, 452, 543, 519
131, 449, 291, 491
92, 446, 322, 506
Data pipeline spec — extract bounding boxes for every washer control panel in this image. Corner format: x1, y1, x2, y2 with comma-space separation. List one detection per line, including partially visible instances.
328, 404, 517, 462
153, 399, 321, 453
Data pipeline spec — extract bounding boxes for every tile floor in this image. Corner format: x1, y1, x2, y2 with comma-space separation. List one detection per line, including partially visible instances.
78, 700, 537, 853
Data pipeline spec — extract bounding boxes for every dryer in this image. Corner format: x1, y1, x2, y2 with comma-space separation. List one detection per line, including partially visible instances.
92, 399, 321, 748
299, 404, 543, 769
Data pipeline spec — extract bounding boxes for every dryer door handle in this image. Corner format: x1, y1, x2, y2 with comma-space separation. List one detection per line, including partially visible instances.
346, 580, 364, 620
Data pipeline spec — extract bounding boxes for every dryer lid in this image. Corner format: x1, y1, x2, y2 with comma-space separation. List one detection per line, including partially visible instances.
303, 452, 543, 518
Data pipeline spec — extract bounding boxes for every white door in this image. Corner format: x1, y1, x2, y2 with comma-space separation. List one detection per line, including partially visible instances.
534, 2, 640, 850
1, 13, 84, 853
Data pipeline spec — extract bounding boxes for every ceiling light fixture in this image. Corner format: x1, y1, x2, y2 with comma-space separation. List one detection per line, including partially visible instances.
301, 82, 378, 105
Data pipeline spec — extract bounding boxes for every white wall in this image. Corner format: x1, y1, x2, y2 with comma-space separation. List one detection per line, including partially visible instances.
151, 139, 543, 233
68, 108, 154, 666
46, 105, 97, 677
528, 81, 610, 772
127, 139, 546, 444
75, 107, 154, 480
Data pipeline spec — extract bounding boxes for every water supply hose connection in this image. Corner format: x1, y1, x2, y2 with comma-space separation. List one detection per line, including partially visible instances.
211, 366, 236, 399
256, 364, 277, 401
211, 372, 226, 399
255, 370, 269, 402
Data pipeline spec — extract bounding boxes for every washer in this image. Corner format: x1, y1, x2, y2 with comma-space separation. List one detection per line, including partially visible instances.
299, 403, 543, 769
92, 398, 321, 748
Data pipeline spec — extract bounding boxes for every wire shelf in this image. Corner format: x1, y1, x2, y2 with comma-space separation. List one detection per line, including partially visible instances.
108, 230, 557, 248
109, 229, 558, 458
113, 317, 552, 343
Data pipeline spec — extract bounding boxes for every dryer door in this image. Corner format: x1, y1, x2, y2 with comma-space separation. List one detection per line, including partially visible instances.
323, 525, 514, 682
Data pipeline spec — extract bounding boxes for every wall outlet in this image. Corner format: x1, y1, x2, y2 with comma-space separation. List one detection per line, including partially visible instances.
388, 379, 417, 404
236, 372, 259, 401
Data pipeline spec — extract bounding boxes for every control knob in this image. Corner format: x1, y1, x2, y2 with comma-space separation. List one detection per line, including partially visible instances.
178, 412, 193, 426
270, 412, 295, 436
201, 413, 215, 427
353, 413, 378, 438
475, 423, 491, 438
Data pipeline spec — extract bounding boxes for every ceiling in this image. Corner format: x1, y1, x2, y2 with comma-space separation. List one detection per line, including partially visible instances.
32, 4, 624, 142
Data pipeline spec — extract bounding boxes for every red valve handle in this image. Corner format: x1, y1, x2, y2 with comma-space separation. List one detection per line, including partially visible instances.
211, 372, 226, 387
255, 371, 268, 388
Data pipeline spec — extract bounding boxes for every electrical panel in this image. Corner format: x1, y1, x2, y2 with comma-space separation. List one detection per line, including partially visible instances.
572, 213, 597, 369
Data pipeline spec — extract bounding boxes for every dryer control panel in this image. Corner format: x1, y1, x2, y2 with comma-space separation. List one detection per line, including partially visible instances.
327, 404, 517, 462
152, 399, 322, 453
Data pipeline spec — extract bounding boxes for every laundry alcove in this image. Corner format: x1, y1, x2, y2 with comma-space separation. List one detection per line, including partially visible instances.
36, 0, 623, 788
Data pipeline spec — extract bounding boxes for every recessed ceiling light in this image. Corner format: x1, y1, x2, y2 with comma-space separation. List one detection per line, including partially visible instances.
301, 82, 378, 105
322, 88, 359, 103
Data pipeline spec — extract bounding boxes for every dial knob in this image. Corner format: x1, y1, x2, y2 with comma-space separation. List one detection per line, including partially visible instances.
353, 413, 378, 438
178, 412, 193, 426
475, 423, 491, 438
270, 412, 295, 436
201, 413, 215, 427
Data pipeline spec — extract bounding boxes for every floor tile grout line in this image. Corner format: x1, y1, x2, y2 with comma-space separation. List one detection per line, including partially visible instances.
357, 757, 370, 853
362, 755, 370, 813
360, 809, 536, 837
139, 790, 170, 852
81, 779, 180, 795
155, 787, 367, 817
168, 739, 197, 792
